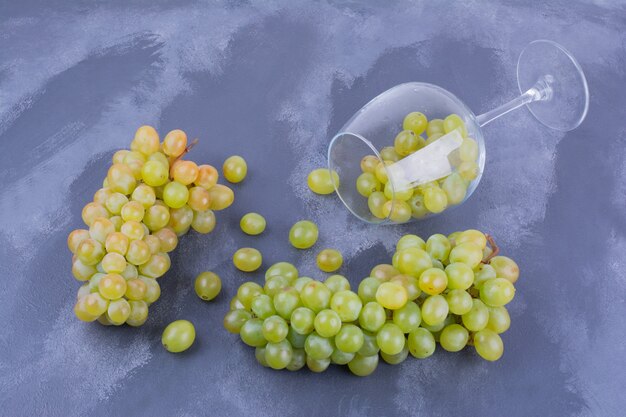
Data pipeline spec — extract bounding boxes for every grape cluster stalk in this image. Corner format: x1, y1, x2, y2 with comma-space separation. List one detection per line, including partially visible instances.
225, 229, 519, 375
68, 126, 235, 326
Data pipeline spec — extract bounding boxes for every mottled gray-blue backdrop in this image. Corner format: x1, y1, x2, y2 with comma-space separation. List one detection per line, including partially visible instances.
1, 1, 625, 416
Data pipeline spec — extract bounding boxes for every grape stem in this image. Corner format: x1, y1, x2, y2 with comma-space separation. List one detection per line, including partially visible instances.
482, 234, 500, 264
178, 138, 199, 160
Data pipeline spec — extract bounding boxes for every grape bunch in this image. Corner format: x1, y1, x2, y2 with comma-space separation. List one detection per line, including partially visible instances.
357, 112, 480, 222
224, 229, 519, 375
68, 126, 236, 326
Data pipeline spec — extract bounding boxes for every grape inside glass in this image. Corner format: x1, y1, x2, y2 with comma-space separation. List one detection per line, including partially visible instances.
328, 40, 589, 224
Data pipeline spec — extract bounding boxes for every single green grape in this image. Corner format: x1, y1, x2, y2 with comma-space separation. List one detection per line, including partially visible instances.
445, 289, 473, 315
348, 353, 379, 377
445, 262, 475, 290
76, 238, 105, 266
240, 318, 267, 347
376, 323, 405, 355
358, 331, 380, 356
426, 119, 445, 137
324, 274, 350, 293
403, 112, 428, 136
443, 114, 468, 137
68, 229, 91, 254
126, 300, 149, 327
459, 137, 479, 162
265, 261, 299, 283
449, 242, 483, 268
442, 172, 467, 205
89, 217, 115, 244
462, 299, 489, 331
357, 277, 382, 304
236, 282, 264, 309
126, 239, 151, 266
290, 307, 316, 335
107, 163, 136, 195
121, 220, 145, 241
82, 292, 109, 316
262, 315, 289, 343
314, 309, 342, 338
382, 199, 412, 223
396, 234, 426, 251
194, 271, 221, 301
304, 331, 334, 360
480, 278, 516, 307
137, 252, 170, 278
329, 290, 362, 322
418, 268, 448, 295
487, 306, 511, 334
456, 229, 487, 249
300, 281, 331, 312
143, 205, 170, 232
375, 160, 393, 184
394, 130, 421, 156
389, 274, 421, 301
367, 191, 388, 219
289, 220, 318, 249
473, 329, 504, 361
439, 324, 469, 352
140, 276, 161, 304
423, 186, 448, 213
98, 273, 127, 300
207, 184, 234, 211
316, 249, 343, 272
124, 278, 147, 301
334, 324, 364, 353
392, 301, 422, 333
383, 181, 413, 201
375, 282, 408, 310
407, 328, 436, 359
307, 168, 339, 195
131, 185, 157, 210
358, 301, 386, 332
489, 256, 520, 283
255, 346, 269, 367
141, 160, 169, 187
425, 233, 451, 262
163, 181, 189, 209
331, 348, 355, 365
379, 147, 400, 162
474, 263, 497, 289
233, 247, 263, 272
223, 155, 247, 183
408, 193, 429, 219
393, 247, 433, 277
223, 309, 252, 334
162, 320, 195, 353
286, 348, 307, 371
286, 326, 307, 349
370, 264, 400, 281
360, 155, 380, 173
306, 356, 331, 373
273, 288, 301, 319
421, 294, 449, 326
356, 172, 382, 197
101, 252, 126, 274
106, 298, 131, 325
458, 161, 479, 181
251, 294, 276, 319
380, 344, 409, 365
240, 213, 266, 235
72, 258, 97, 281
264, 275, 290, 297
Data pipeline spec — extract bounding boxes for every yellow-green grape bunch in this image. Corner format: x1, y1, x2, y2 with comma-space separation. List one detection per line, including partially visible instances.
224, 230, 519, 375
357, 112, 480, 222
68, 126, 235, 326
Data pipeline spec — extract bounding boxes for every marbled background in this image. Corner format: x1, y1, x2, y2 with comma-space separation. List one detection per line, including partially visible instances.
1, 1, 625, 416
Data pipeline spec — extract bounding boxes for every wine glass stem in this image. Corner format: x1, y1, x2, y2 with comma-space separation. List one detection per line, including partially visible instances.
476, 75, 554, 127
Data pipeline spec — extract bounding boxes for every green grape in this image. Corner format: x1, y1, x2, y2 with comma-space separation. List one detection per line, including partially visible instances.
126, 239, 151, 265
120, 220, 145, 241
124, 278, 147, 301
195, 164, 218, 189
68, 229, 90, 254
439, 324, 469, 352
236, 282, 264, 309
376, 323, 405, 355
358, 301, 386, 332
445, 289, 473, 315
262, 315, 289, 343
240, 318, 267, 347
420, 319, 446, 334
445, 262, 475, 290
223, 155, 248, 183
139, 276, 161, 304
473, 329, 504, 361
383, 181, 413, 201
124, 151, 146, 180
304, 332, 334, 360
289, 220, 318, 249
89, 217, 115, 244
87, 273, 105, 293
172, 160, 199, 185
187, 187, 211, 212
300, 281, 331, 312
72, 259, 97, 281
82, 292, 109, 316
82, 202, 110, 226
425, 133, 443, 145
382, 199, 412, 223
423, 186, 448, 213
314, 309, 342, 338
121, 201, 145, 223
307, 168, 339, 195
480, 278, 515, 307
265, 262, 298, 283
264, 275, 290, 297
286, 326, 307, 349
389, 274, 421, 300
360, 155, 380, 174
251, 294, 276, 319
442, 173, 467, 205
290, 307, 316, 335
403, 111, 428, 135
287, 348, 307, 371
418, 268, 448, 295
443, 114, 467, 137
407, 328, 436, 359
421, 294, 449, 326
375, 282, 408, 310
138, 252, 170, 278
98, 273, 127, 300
379, 147, 400, 162
131, 184, 156, 208
489, 256, 520, 283
367, 191, 388, 219
223, 309, 252, 334
458, 161, 479, 181
293, 277, 312, 292
77, 238, 105, 266
425, 234, 451, 261
76, 283, 91, 300
194, 271, 221, 301
131, 125, 160, 155
380, 344, 409, 365
230, 296, 246, 310
462, 299, 489, 331
456, 229, 487, 249
487, 306, 511, 334
121, 263, 138, 280
393, 247, 433, 277
143, 205, 170, 232
316, 249, 343, 272
426, 118, 445, 137
449, 242, 483, 268
126, 300, 149, 327
358, 331, 380, 356
191, 209, 216, 234
324, 274, 350, 293
393, 301, 422, 333
394, 130, 421, 156
356, 172, 382, 197
273, 288, 302, 319
375, 160, 393, 184
330, 290, 362, 322
143, 234, 161, 254
333, 324, 364, 353
162, 320, 195, 353
233, 248, 262, 272
162, 129, 187, 157
153, 227, 178, 253
240, 213, 266, 235
106, 298, 131, 325
460, 137, 479, 162
207, 184, 234, 210
431, 259, 444, 270
408, 193, 429, 219
348, 353, 379, 377
255, 347, 269, 367
370, 264, 400, 281
397, 234, 426, 251
306, 356, 331, 373
331, 348, 355, 365
107, 163, 136, 195
147, 151, 170, 169
163, 181, 189, 209
141, 160, 169, 187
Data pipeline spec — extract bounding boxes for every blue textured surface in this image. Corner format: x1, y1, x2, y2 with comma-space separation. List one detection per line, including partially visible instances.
1, 1, 625, 416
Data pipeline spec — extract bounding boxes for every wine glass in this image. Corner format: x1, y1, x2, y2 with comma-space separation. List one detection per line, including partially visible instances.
327, 40, 589, 224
